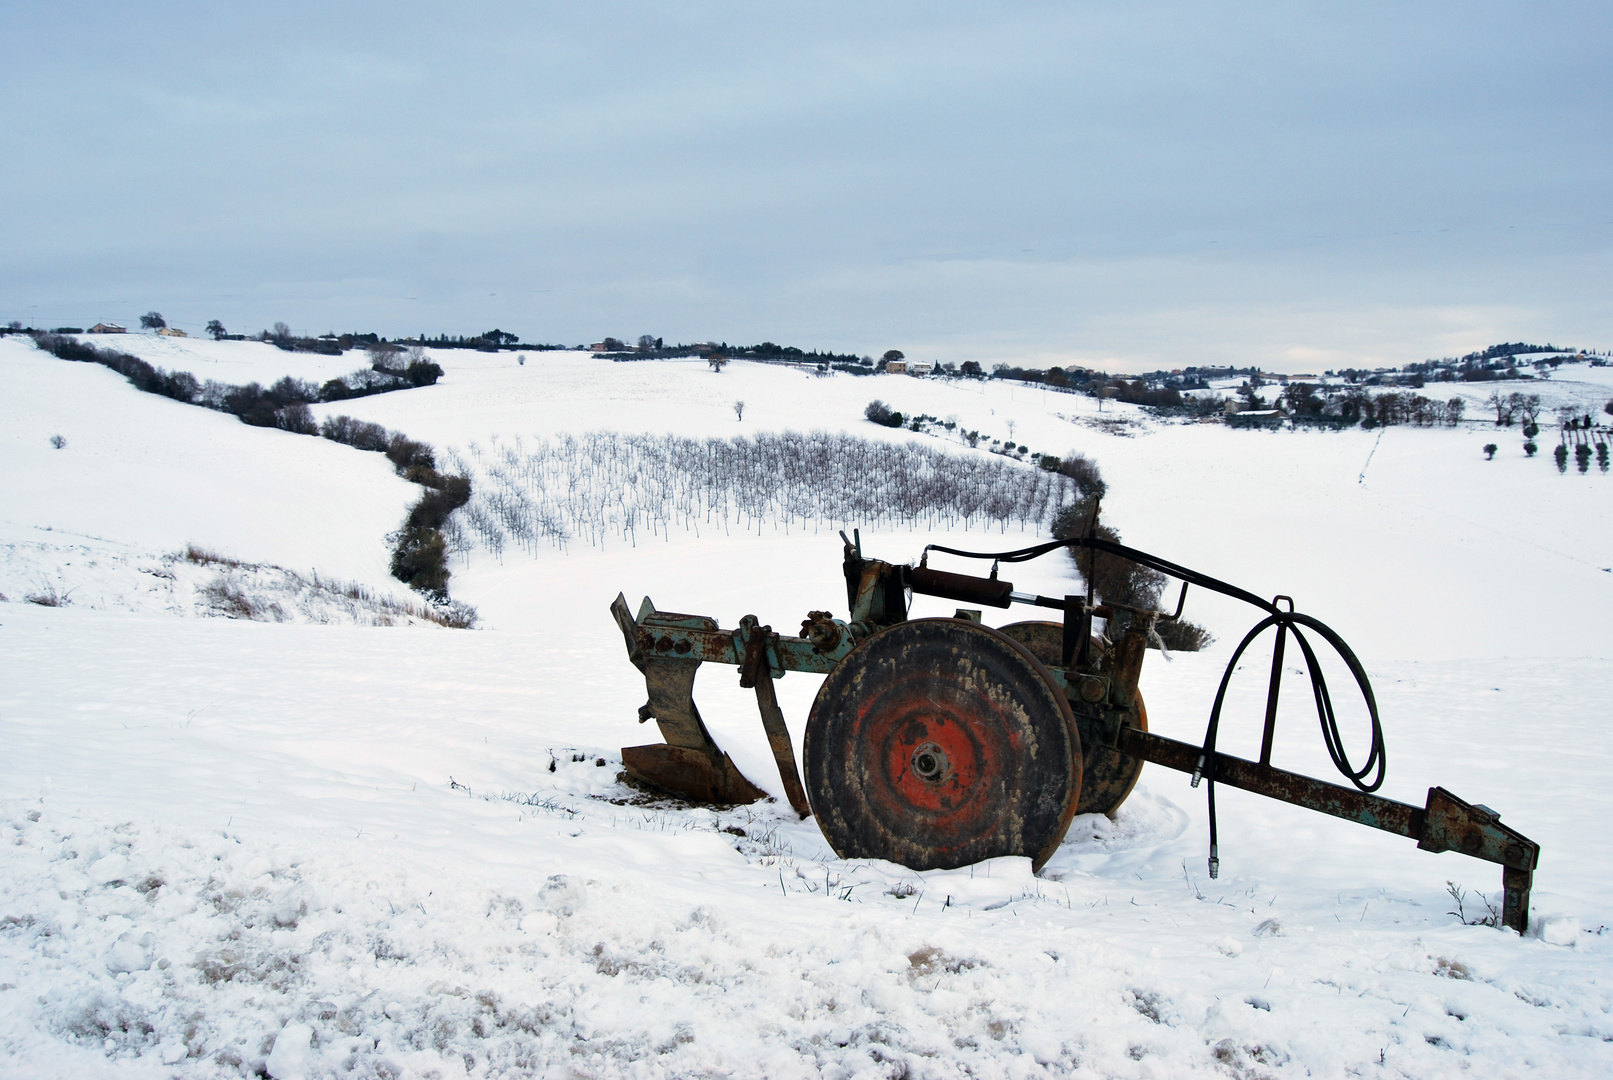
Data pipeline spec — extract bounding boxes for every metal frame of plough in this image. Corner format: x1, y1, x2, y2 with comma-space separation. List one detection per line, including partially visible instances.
610, 529, 1539, 933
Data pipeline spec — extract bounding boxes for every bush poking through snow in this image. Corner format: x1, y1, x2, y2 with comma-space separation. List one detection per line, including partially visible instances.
1154, 618, 1215, 651
202, 578, 263, 620
183, 544, 245, 569
48, 434, 66, 449
1446, 880, 1501, 928
390, 527, 450, 597
177, 548, 475, 626
274, 404, 318, 436
320, 415, 391, 452
25, 582, 72, 607
32, 333, 200, 403
1050, 454, 1213, 650
863, 399, 904, 428
385, 434, 436, 473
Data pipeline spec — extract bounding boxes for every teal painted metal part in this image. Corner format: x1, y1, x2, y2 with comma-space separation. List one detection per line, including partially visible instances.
628, 597, 856, 677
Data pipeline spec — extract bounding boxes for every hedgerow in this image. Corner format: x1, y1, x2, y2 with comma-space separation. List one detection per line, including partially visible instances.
29, 332, 472, 610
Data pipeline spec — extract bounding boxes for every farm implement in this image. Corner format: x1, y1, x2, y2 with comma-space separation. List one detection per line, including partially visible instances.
610, 530, 1539, 932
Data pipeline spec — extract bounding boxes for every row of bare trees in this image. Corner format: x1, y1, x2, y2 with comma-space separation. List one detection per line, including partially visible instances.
443, 431, 1078, 558
1363, 392, 1466, 427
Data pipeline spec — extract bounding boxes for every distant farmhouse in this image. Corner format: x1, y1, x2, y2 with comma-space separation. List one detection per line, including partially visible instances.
886, 359, 934, 376
156, 327, 188, 337
88, 323, 126, 334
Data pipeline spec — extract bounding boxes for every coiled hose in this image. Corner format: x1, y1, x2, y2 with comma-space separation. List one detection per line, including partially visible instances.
921, 536, 1387, 877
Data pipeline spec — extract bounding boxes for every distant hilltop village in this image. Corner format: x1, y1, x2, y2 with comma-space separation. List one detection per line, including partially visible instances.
4, 316, 1605, 429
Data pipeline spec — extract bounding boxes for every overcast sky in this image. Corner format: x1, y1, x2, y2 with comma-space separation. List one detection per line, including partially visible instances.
3, 2, 1608, 371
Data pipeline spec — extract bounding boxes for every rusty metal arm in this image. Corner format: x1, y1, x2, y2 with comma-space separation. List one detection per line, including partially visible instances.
609, 594, 854, 808
737, 617, 812, 818
1112, 726, 1539, 932
616, 597, 856, 676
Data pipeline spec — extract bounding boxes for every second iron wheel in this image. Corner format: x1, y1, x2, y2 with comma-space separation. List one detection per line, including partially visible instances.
996, 620, 1148, 817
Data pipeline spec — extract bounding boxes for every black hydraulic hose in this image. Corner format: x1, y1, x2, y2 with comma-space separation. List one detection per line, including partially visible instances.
920, 536, 1388, 878
923, 536, 1278, 613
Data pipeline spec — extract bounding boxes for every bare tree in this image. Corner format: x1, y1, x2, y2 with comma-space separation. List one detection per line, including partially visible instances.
140, 311, 166, 330
709, 356, 728, 373
206, 319, 227, 340
272, 321, 292, 342
638, 335, 657, 351
733, 400, 745, 421
366, 340, 404, 372
1519, 394, 1542, 428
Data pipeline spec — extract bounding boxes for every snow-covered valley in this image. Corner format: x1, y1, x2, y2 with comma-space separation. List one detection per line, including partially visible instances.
3, 336, 1611, 1079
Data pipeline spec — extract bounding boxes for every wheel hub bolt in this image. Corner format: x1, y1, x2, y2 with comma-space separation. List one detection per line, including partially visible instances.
911, 742, 949, 784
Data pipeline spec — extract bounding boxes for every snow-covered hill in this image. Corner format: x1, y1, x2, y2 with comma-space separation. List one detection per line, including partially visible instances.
3, 337, 1611, 1078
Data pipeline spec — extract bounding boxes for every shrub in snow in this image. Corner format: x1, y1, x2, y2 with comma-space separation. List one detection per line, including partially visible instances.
32, 333, 199, 403
25, 583, 71, 607
1483, 443, 1497, 460
320, 415, 391, 453
274, 404, 318, 436
386, 434, 435, 473
1050, 454, 1211, 650
405, 358, 444, 386
1155, 618, 1215, 651
861, 399, 908, 428
390, 527, 450, 597
390, 466, 473, 599
407, 474, 472, 531
203, 577, 263, 619
49, 434, 66, 449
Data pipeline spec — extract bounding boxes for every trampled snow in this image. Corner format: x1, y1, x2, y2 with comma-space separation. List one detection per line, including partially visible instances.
3, 337, 1611, 1078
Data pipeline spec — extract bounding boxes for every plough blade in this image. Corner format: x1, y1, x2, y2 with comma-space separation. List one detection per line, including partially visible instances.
620, 743, 767, 805
611, 593, 784, 807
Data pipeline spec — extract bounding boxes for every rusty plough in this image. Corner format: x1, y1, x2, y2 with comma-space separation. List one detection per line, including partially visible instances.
611, 530, 1539, 931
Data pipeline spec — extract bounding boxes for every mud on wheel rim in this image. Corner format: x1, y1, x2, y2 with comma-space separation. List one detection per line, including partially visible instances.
996, 620, 1149, 818
803, 618, 1082, 872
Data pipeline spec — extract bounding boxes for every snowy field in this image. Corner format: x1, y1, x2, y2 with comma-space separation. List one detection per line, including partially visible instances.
3, 337, 1612, 1078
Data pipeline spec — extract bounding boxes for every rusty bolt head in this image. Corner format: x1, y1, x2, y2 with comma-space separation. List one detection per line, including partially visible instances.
656, 635, 674, 652
1079, 677, 1107, 703
800, 611, 842, 652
